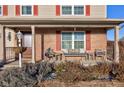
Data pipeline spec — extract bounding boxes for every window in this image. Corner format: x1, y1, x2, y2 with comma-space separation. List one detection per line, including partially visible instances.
0, 5, 2, 15
21, 5, 33, 15
23, 34, 32, 47
74, 32, 84, 49
62, 5, 72, 15
8, 32, 11, 41
62, 32, 85, 50
61, 5, 84, 15
74, 6, 84, 15
62, 32, 72, 49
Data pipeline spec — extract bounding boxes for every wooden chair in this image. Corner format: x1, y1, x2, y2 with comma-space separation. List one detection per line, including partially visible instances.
44, 48, 55, 61
81, 52, 88, 61
45, 48, 64, 61
86, 51, 94, 60
53, 50, 63, 61
95, 49, 106, 61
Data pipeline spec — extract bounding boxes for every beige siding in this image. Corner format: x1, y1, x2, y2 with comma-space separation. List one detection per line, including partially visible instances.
0, 26, 4, 60
90, 5, 106, 18
8, 5, 15, 17
0, 5, 106, 19
38, 5, 55, 17
5, 28, 16, 47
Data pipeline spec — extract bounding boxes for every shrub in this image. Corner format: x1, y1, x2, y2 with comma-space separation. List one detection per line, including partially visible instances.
55, 62, 97, 83
115, 62, 124, 82
0, 61, 55, 87
55, 62, 124, 83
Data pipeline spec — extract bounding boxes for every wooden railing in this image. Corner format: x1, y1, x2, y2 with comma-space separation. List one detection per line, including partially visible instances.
6, 47, 16, 62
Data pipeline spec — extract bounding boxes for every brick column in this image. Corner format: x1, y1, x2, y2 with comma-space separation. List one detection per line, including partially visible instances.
31, 26, 36, 63
0, 25, 6, 62
114, 26, 119, 63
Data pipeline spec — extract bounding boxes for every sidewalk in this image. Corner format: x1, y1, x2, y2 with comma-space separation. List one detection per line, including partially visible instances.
0, 58, 32, 70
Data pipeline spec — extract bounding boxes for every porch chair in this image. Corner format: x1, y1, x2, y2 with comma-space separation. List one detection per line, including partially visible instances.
80, 50, 88, 61
53, 50, 63, 61
81, 52, 88, 61
45, 48, 55, 61
86, 51, 95, 60
45, 48, 63, 61
95, 49, 106, 61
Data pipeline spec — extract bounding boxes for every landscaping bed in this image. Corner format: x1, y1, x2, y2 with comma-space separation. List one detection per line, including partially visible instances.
40, 61, 124, 87
0, 61, 55, 87
0, 41, 124, 87
40, 80, 124, 87
1, 60, 124, 87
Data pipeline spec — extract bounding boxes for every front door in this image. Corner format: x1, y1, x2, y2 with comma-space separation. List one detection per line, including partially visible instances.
22, 34, 32, 59
23, 34, 32, 47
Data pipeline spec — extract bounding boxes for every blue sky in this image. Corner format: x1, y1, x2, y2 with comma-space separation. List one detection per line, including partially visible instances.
107, 5, 124, 41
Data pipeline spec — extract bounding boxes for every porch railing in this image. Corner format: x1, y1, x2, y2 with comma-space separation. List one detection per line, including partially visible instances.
6, 47, 16, 62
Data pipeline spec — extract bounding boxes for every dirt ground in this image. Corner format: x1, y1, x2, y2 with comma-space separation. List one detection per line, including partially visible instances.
40, 80, 124, 87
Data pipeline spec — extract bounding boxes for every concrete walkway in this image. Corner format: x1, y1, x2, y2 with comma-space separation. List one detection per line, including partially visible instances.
0, 61, 19, 70
0, 59, 31, 70
0, 59, 112, 70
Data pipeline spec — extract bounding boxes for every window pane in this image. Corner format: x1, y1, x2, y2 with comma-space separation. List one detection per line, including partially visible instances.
22, 6, 32, 15
74, 32, 84, 49
62, 32, 72, 40
62, 32, 85, 50
23, 34, 32, 47
74, 32, 84, 41
62, 6, 72, 15
62, 41, 72, 49
0, 6, 1, 15
74, 41, 84, 49
74, 6, 84, 15
8, 32, 11, 41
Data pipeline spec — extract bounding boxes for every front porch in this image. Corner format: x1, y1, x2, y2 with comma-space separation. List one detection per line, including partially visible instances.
0, 18, 123, 67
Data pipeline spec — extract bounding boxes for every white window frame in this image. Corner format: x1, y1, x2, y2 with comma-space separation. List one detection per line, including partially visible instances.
61, 5, 72, 16
61, 5, 85, 16
61, 31, 86, 50
21, 5, 34, 16
74, 5, 85, 16
0, 5, 3, 16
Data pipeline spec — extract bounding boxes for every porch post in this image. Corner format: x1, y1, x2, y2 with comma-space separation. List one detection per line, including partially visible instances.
114, 26, 119, 63
31, 26, 36, 63
0, 25, 6, 62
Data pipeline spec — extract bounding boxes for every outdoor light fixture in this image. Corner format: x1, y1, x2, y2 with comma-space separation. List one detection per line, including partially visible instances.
16, 31, 23, 68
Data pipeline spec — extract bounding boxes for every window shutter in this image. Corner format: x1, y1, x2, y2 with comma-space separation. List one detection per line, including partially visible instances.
56, 31, 61, 50
15, 5, 20, 16
34, 5, 38, 16
3, 5, 8, 16
86, 5, 90, 16
56, 5, 60, 16
86, 31, 91, 50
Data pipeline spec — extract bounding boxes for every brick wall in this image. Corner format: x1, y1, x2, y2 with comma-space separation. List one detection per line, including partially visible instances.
91, 29, 107, 51
35, 28, 107, 61
35, 29, 42, 61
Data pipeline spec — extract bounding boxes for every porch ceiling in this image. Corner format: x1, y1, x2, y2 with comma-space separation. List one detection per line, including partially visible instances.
0, 18, 124, 28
